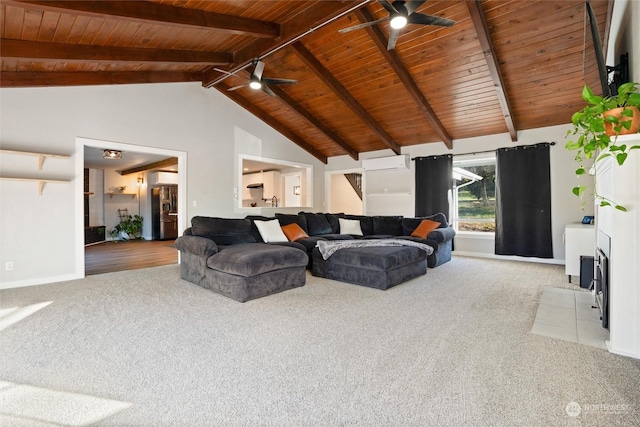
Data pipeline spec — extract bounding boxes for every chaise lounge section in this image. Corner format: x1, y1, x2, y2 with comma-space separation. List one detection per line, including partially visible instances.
174, 217, 308, 302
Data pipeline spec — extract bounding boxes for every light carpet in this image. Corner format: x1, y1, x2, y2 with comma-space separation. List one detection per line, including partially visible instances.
0, 256, 639, 426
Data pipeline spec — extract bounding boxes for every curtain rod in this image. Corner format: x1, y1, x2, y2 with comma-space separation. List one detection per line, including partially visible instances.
411, 142, 556, 160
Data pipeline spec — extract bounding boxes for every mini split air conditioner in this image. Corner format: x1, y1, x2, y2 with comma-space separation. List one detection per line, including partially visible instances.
362, 154, 410, 172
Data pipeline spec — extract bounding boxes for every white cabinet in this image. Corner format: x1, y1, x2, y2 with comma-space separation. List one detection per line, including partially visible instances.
150, 171, 178, 185
241, 171, 281, 205
242, 173, 262, 200
262, 171, 281, 201
564, 223, 595, 281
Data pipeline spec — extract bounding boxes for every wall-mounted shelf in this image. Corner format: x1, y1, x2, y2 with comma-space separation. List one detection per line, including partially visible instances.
1, 149, 71, 194
106, 192, 137, 199
0, 149, 70, 170
0, 177, 70, 195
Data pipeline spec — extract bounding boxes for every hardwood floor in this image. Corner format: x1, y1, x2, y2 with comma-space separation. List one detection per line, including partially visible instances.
85, 239, 178, 276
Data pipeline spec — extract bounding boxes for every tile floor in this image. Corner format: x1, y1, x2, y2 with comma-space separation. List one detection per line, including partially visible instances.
531, 286, 609, 350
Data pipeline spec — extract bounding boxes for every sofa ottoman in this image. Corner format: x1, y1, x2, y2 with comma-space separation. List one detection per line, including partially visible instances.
311, 245, 427, 290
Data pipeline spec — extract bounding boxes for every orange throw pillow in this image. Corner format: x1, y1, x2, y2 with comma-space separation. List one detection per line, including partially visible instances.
281, 223, 309, 242
411, 219, 441, 238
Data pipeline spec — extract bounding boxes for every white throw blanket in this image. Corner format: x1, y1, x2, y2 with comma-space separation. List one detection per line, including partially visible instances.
316, 239, 434, 260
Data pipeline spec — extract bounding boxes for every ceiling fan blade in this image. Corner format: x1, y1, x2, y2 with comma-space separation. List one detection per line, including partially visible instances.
252, 60, 265, 81
404, 0, 426, 15
379, 0, 399, 14
261, 85, 276, 97
262, 78, 298, 86
227, 84, 247, 91
387, 28, 400, 50
408, 13, 455, 27
339, 17, 389, 34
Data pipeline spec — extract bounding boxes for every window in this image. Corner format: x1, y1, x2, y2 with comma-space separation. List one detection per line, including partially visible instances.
452, 157, 496, 232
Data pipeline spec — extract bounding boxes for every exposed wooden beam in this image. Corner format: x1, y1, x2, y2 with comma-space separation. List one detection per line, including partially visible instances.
120, 158, 178, 176
466, 0, 517, 141
268, 84, 359, 161
216, 84, 328, 164
0, 39, 232, 66
355, 8, 453, 149
0, 71, 202, 87
203, 1, 366, 88
4, 0, 279, 38
290, 42, 402, 155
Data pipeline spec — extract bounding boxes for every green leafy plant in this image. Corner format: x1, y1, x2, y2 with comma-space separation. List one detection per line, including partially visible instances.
107, 228, 120, 241
113, 214, 143, 240
565, 82, 640, 211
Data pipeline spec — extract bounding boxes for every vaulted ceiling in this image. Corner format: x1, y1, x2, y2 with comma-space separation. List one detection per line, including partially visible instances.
0, 0, 612, 163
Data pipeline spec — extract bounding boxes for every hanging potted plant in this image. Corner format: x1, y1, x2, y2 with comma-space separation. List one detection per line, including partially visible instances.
565, 81, 640, 211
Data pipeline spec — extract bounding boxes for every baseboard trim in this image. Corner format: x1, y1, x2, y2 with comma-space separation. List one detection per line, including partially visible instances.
606, 340, 640, 360
0, 273, 83, 290
453, 251, 564, 265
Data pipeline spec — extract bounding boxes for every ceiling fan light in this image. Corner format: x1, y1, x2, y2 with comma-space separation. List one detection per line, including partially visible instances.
390, 14, 408, 29
249, 80, 262, 90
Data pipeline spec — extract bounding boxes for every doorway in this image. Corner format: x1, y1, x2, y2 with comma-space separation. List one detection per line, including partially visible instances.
76, 137, 186, 277
325, 168, 363, 215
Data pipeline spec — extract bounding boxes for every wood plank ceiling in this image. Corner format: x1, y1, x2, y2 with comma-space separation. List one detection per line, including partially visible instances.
0, 0, 612, 163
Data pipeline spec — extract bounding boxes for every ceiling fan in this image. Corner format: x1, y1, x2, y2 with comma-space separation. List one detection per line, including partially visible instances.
339, 0, 455, 50
214, 59, 297, 97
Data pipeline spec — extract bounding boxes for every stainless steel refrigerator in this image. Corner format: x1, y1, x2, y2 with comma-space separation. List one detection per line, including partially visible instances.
152, 185, 178, 240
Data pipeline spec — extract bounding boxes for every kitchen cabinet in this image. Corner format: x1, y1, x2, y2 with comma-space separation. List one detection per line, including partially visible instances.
262, 171, 281, 201
242, 171, 281, 204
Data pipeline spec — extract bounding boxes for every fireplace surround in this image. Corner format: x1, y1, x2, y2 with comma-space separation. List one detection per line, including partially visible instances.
595, 231, 610, 329
594, 134, 640, 359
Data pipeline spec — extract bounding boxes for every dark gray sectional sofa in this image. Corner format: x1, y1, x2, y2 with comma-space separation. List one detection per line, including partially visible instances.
269, 211, 455, 269
174, 212, 455, 302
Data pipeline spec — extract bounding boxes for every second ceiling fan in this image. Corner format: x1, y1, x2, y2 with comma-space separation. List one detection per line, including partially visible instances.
216, 59, 297, 97
340, 0, 455, 50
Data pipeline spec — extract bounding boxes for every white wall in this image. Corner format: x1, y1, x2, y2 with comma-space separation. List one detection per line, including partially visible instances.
0, 82, 325, 288
327, 124, 591, 263
329, 174, 362, 215
607, 0, 639, 82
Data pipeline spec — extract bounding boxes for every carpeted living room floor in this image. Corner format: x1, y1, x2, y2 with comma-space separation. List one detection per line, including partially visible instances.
0, 256, 638, 426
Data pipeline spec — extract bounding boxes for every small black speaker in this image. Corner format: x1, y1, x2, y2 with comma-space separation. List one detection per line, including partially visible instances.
580, 255, 594, 289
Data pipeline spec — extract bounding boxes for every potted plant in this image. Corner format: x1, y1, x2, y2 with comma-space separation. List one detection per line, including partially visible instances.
113, 214, 143, 240
565, 81, 640, 211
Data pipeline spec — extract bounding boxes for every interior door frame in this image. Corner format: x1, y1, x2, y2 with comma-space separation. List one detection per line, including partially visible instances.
75, 136, 187, 278
324, 168, 364, 214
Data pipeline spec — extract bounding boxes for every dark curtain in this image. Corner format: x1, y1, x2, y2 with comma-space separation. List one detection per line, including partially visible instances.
414, 155, 452, 220
495, 143, 553, 258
